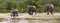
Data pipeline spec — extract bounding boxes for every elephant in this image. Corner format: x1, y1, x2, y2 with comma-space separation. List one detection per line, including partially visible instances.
45, 4, 54, 15
27, 5, 36, 15
11, 8, 18, 17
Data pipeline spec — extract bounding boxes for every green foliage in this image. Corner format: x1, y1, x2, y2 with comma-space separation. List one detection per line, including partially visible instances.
0, 0, 60, 13
6, 2, 12, 10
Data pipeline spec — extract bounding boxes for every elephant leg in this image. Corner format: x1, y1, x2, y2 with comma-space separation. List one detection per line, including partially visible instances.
35, 10, 36, 15
30, 10, 34, 15
28, 10, 33, 15
16, 13, 18, 16
50, 11, 53, 15
13, 13, 15, 17
29, 12, 33, 15
47, 11, 49, 15
31, 11, 33, 15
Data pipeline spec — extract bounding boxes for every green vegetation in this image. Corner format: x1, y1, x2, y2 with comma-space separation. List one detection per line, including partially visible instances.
0, 18, 5, 21
12, 18, 21, 20
0, 0, 60, 13
11, 17, 60, 20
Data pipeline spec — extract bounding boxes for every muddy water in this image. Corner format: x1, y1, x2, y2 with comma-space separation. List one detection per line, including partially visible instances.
11, 20, 60, 23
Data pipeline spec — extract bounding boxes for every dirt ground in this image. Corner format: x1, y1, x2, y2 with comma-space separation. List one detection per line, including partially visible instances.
0, 13, 60, 21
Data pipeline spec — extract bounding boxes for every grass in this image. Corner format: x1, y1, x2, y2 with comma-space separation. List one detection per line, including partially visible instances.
0, 18, 5, 22
12, 18, 21, 20
11, 17, 60, 23
11, 17, 60, 20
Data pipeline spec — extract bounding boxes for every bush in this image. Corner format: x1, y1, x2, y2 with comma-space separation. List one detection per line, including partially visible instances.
0, 0, 60, 13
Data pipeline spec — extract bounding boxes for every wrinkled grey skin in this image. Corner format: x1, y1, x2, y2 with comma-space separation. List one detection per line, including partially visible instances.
27, 5, 36, 15
45, 4, 54, 15
11, 9, 18, 17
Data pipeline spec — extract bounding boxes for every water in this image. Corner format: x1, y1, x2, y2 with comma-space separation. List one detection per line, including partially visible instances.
0, 21, 11, 23
11, 20, 60, 23
0, 20, 60, 23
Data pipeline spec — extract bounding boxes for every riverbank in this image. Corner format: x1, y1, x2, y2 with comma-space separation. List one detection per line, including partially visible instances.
0, 13, 60, 21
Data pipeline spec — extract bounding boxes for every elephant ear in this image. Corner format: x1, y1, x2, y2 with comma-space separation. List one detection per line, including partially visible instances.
33, 5, 36, 9
50, 4, 54, 8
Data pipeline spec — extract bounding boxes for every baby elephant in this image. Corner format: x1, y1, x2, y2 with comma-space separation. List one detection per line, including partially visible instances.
27, 5, 36, 15
45, 4, 54, 15
11, 8, 18, 17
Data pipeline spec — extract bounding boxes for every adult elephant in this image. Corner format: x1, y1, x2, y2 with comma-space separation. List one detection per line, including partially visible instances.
11, 8, 18, 17
27, 5, 36, 15
45, 4, 54, 15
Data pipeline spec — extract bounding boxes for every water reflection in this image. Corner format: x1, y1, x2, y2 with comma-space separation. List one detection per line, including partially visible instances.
0, 21, 11, 23
11, 20, 29, 23
12, 20, 60, 23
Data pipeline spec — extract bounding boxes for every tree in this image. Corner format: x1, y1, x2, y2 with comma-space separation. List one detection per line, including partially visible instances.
6, 2, 12, 10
